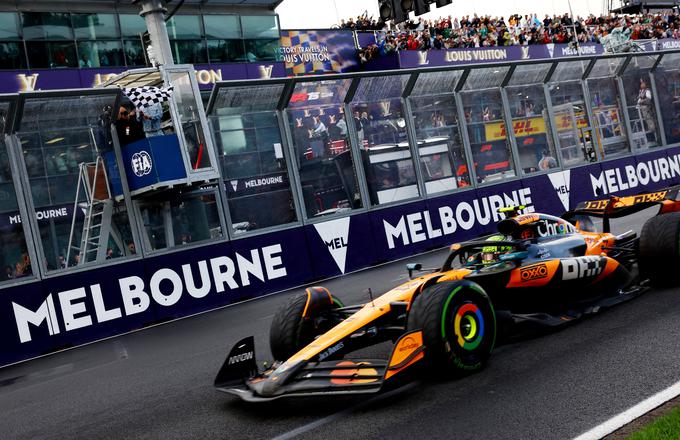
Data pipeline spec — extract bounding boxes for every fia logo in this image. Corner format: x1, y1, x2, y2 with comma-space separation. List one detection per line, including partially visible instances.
131, 151, 153, 177
314, 217, 350, 274
548, 170, 571, 211
521, 46, 530, 60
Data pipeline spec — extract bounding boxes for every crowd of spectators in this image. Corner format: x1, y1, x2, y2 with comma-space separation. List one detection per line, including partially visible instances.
342, 11, 680, 61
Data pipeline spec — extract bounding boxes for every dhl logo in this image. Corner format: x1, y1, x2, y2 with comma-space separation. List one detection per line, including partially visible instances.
555, 114, 589, 132
520, 263, 549, 281
515, 214, 540, 225
584, 191, 668, 210
584, 200, 610, 210
485, 117, 547, 141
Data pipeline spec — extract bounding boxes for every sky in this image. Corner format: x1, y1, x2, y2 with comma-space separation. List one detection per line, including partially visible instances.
276, 0, 609, 29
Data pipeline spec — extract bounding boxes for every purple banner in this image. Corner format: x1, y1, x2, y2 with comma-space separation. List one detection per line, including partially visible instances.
0, 62, 287, 94
399, 43, 604, 69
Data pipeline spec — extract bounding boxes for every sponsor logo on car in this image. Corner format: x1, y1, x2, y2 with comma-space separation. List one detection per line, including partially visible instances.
561, 256, 605, 281
318, 341, 344, 361
520, 263, 549, 282
537, 221, 576, 237
399, 336, 420, 352
228, 351, 254, 365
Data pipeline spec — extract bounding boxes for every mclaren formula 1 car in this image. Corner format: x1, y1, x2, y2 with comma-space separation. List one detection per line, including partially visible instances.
215, 187, 680, 402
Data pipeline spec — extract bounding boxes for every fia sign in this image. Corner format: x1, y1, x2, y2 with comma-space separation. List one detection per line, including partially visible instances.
131, 151, 153, 177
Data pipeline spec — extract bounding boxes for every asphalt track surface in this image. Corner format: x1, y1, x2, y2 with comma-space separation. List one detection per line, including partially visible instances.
3, 211, 680, 440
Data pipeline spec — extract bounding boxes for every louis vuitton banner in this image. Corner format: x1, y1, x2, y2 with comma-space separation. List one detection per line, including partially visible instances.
399, 43, 605, 68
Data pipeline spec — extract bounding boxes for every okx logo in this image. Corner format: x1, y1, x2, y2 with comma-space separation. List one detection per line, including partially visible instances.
314, 217, 350, 274
131, 151, 153, 177
548, 170, 571, 211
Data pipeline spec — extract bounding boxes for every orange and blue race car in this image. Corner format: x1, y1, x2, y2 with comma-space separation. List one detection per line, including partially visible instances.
214, 187, 680, 402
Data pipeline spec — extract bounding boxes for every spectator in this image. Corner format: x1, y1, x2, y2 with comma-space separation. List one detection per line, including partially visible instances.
538, 150, 558, 170
116, 105, 145, 146
139, 102, 164, 138
347, 11, 679, 56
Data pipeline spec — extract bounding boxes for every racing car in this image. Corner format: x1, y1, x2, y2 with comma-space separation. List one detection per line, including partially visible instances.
214, 187, 680, 402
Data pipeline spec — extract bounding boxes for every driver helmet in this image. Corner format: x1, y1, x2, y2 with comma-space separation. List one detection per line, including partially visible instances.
479, 234, 511, 265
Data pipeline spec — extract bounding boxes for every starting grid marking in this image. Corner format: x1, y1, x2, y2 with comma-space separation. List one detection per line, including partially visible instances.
573, 379, 680, 440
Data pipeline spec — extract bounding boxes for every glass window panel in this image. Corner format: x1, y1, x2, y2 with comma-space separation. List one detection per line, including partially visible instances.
207, 39, 245, 63
77, 41, 124, 67
548, 80, 597, 167
244, 38, 280, 62
0, 42, 27, 69
410, 94, 471, 193
15, 93, 136, 273
139, 191, 223, 251
411, 71, 462, 97
119, 14, 146, 38
654, 53, 680, 145
290, 109, 362, 215
587, 76, 629, 157
124, 39, 146, 66
168, 71, 210, 171
621, 57, 661, 150
507, 63, 552, 87
588, 57, 625, 79
353, 75, 410, 103
241, 15, 278, 39
289, 79, 352, 109
0, 134, 33, 281
167, 15, 202, 40
462, 66, 510, 91
204, 15, 241, 39
211, 108, 297, 232
461, 88, 516, 183
73, 13, 118, 40
350, 88, 418, 205
212, 84, 284, 115
506, 84, 559, 175
22, 12, 73, 40
551, 60, 590, 82
26, 41, 77, 68
170, 39, 207, 64
0, 13, 20, 40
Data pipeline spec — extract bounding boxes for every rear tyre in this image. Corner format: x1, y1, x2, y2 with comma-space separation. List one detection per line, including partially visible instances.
407, 280, 496, 376
269, 287, 343, 361
639, 213, 680, 285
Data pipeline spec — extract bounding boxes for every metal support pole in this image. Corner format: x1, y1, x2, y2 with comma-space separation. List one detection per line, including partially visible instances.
137, 0, 174, 66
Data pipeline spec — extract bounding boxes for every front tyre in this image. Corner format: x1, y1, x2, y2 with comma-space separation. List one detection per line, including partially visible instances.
269, 286, 343, 361
407, 280, 496, 376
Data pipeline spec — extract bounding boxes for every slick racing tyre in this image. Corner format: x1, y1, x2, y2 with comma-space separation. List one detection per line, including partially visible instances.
639, 212, 680, 285
269, 286, 343, 361
407, 280, 496, 376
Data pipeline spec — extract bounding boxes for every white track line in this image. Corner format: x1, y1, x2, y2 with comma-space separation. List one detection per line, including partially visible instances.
573, 380, 680, 440
271, 382, 419, 440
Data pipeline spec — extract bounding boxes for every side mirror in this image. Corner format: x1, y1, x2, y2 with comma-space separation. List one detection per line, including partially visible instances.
499, 251, 529, 261
406, 263, 423, 279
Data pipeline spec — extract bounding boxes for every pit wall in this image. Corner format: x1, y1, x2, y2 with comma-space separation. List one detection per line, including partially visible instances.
2, 144, 679, 368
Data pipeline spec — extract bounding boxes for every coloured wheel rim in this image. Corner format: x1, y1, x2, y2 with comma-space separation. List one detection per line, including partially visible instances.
453, 303, 485, 351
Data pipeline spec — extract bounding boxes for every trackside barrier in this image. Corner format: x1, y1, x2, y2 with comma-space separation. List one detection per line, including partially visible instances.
3, 145, 680, 367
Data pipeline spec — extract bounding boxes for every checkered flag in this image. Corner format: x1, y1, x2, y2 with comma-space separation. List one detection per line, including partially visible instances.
123, 86, 174, 110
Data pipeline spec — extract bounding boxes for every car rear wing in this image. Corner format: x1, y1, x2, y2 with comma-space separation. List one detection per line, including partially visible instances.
562, 186, 680, 232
